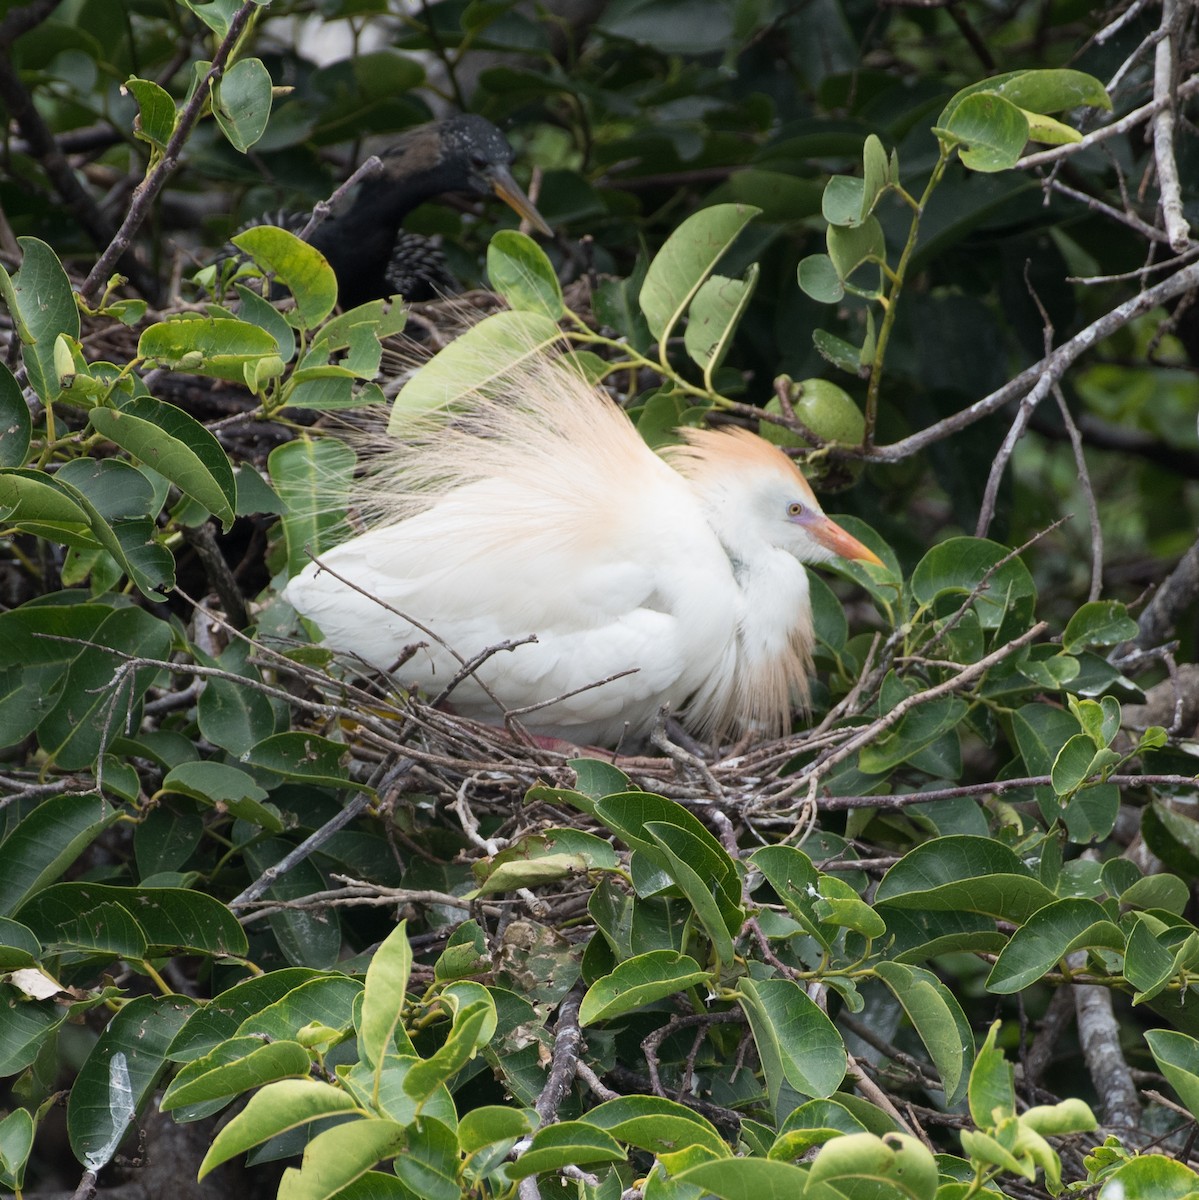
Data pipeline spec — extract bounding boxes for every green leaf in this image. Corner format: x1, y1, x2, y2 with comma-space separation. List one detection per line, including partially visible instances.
1145, 1029, 1199, 1120
124, 76, 176, 152
89, 394, 237, 529
676, 1156, 812, 1198
910, 537, 1036, 634
160, 1038, 312, 1110
683, 265, 759, 378
875, 836, 1055, 923
403, 998, 494, 1102
826, 217, 886, 293
585, 1095, 728, 1157
160, 761, 282, 830
934, 91, 1030, 173
1094, 1155, 1199, 1200
860, 134, 890, 220
806, 1131, 939, 1200
212, 56, 273, 152
0, 238, 80, 404
360, 922, 413, 1068
821, 175, 866, 228
199, 1079, 363, 1178
874, 962, 973, 1105
388, 311, 562, 429
797, 254, 843, 303
968, 1021, 1015, 1128
1062, 601, 1139, 653
232, 226, 339, 327
19, 883, 249, 957
0, 363, 31, 467
812, 328, 864, 374
984, 68, 1111, 115
486, 230, 565, 319
985, 898, 1123, 993
270, 435, 355, 576
68, 993, 199, 1170
0, 792, 118, 912
505, 1122, 625, 1179
0, 1106, 34, 1189
735, 977, 846, 1105
137, 316, 282, 384
639, 203, 760, 342
242, 732, 350, 786
580, 951, 708, 1024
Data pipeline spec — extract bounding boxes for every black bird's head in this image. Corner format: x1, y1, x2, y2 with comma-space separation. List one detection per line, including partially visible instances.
377, 115, 551, 236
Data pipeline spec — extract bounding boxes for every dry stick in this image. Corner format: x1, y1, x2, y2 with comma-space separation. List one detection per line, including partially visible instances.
180, 521, 250, 629
775, 622, 1048, 803
871, 257, 1199, 462
976, 369, 1053, 536
818, 772, 1198, 811
294, 155, 385, 240
1153, 0, 1191, 252
79, 0, 262, 305
1055, 386, 1105, 602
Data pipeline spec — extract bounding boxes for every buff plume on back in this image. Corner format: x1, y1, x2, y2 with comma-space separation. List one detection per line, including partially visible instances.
284, 355, 882, 747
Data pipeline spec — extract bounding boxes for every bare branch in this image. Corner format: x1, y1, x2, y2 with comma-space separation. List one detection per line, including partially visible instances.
1152, 0, 1192, 252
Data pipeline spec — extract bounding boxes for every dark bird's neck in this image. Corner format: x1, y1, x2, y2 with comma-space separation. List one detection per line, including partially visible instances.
306, 137, 458, 309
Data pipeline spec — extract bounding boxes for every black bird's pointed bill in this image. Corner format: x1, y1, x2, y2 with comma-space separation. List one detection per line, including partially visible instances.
486, 164, 552, 237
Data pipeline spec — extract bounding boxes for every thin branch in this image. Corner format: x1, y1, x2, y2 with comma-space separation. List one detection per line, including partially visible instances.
869, 258, 1199, 462
1152, 0, 1191, 252
80, 1, 262, 303
1015, 73, 1199, 172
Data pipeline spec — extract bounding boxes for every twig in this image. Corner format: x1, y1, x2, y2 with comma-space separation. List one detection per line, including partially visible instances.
1055, 387, 1104, 602
295, 156, 386, 241
535, 983, 585, 1125
1152, 0, 1191, 252
1015, 74, 1199, 171
80, 1, 263, 303
776, 623, 1048, 802
870, 258, 1199, 462
228, 787, 379, 910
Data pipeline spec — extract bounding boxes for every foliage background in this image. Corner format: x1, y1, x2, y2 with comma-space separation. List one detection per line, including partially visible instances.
2, 1, 1199, 1199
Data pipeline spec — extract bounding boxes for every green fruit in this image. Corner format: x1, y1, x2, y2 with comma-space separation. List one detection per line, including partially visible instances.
758, 378, 865, 448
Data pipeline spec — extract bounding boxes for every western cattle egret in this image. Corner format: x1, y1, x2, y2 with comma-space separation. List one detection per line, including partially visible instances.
284, 359, 881, 747
274, 115, 551, 307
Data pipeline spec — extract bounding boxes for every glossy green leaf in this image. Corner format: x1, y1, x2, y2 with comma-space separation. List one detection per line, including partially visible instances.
677, 1156, 813, 1198
124, 76, 176, 151
212, 56, 272, 152
580, 950, 708, 1025
243, 732, 350, 786
0, 239, 79, 404
910, 537, 1036, 633
585, 1094, 728, 1157
683, 265, 759, 378
388, 310, 561, 428
968, 1022, 1015, 1129
505, 1121, 625, 1179
0, 793, 119, 916
160, 761, 282, 830
806, 1131, 938, 1200
736, 977, 846, 1105
160, 1037, 312, 1110
19, 883, 249, 957
486, 230, 565, 319
199, 1079, 362, 1178
797, 253, 843, 303
232, 226, 339, 327
875, 836, 1055, 923
89, 394, 237, 528
0, 363, 31, 467
1095, 1155, 1199, 1199
639, 203, 760, 342
1145, 1029, 1199, 1120
826, 217, 885, 292
986, 898, 1123, 993
360, 922, 413, 1068
68, 993, 199, 1170
874, 961, 973, 1105
1062, 600, 1139, 653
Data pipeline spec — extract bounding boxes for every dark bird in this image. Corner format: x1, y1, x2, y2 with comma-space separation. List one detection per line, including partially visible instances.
286, 115, 551, 308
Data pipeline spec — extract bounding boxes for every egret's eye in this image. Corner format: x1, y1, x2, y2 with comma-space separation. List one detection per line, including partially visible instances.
787, 502, 804, 517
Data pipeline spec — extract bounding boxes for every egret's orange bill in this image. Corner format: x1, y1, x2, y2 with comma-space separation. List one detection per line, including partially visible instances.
808, 515, 884, 566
